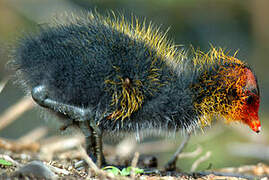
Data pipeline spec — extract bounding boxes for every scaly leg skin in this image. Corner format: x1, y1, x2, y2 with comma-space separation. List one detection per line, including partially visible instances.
31, 85, 106, 168
164, 133, 191, 171
79, 120, 106, 167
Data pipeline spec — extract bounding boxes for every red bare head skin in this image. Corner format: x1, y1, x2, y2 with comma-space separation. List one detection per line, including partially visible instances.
239, 68, 261, 133
193, 62, 261, 133
192, 48, 261, 133
224, 66, 261, 133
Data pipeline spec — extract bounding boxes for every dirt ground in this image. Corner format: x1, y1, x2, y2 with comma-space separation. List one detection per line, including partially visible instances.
0, 134, 268, 180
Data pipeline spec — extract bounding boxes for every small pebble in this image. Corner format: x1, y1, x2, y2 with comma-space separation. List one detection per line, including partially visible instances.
12, 160, 56, 179
137, 155, 158, 168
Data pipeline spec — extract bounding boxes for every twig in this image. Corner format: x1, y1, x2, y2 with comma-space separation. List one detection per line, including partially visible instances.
130, 152, 139, 179
0, 77, 8, 94
41, 135, 84, 153
178, 145, 202, 159
78, 145, 99, 172
57, 149, 83, 160
0, 97, 35, 131
18, 126, 48, 144
164, 133, 191, 171
219, 163, 269, 176
0, 127, 46, 152
0, 138, 40, 152
194, 171, 264, 180
78, 145, 118, 179
78, 145, 100, 179
191, 151, 211, 172
40, 135, 84, 160
78, 145, 132, 180
45, 162, 70, 176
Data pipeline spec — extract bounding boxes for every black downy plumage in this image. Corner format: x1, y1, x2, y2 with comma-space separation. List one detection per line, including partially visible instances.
9, 12, 261, 169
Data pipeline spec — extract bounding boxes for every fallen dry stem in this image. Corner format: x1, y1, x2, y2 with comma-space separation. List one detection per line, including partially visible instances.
0, 127, 47, 152
41, 135, 84, 153
18, 126, 48, 144
178, 145, 202, 159
78, 145, 99, 172
196, 171, 262, 180
40, 135, 84, 161
45, 162, 70, 176
219, 163, 269, 176
191, 151, 211, 172
130, 152, 139, 179
0, 138, 40, 152
78, 145, 132, 180
0, 97, 35, 131
0, 77, 8, 94
164, 133, 191, 170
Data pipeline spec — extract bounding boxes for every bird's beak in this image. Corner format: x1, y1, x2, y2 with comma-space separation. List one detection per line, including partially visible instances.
248, 118, 261, 134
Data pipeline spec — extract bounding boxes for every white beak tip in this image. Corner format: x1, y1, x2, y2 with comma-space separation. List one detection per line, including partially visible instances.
256, 126, 261, 134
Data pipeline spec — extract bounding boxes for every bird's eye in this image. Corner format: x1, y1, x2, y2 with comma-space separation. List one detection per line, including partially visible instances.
246, 95, 254, 104
251, 88, 259, 96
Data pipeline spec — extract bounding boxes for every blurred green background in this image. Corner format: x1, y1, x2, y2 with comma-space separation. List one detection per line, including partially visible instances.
0, 0, 268, 172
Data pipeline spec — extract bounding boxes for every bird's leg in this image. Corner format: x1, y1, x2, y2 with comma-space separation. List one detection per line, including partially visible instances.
164, 132, 191, 171
32, 85, 92, 121
31, 85, 106, 167
79, 120, 106, 167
